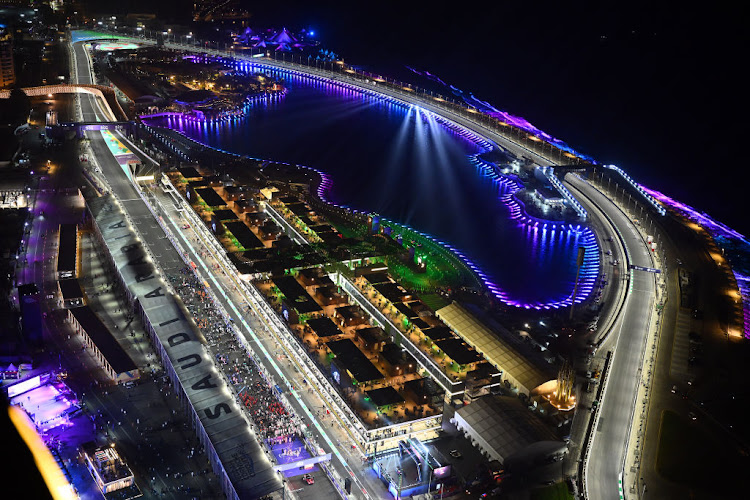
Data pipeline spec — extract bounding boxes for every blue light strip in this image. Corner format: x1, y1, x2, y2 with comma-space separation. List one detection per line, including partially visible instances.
538, 166, 588, 220
139, 49, 602, 311
605, 165, 667, 216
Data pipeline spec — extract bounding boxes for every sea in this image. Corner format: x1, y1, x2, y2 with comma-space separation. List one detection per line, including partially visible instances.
129, 2, 744, 306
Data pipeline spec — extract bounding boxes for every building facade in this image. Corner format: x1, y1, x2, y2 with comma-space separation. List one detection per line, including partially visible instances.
0, 29, 15, 89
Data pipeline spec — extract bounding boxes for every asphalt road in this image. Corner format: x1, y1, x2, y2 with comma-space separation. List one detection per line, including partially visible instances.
83, 31, 559, 169
15, 150, 223, 497
72, 38, 387, 499
566, 174, 656, 500
71, 34, 661, 500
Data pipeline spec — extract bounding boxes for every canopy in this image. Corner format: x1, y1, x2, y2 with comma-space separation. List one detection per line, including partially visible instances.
269, 28, 297, 44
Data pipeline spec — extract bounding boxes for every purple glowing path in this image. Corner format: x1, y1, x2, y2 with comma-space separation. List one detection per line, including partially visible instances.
405, 66, 595, 162
644, 186, 750, 338
643, 187, 745, 241
142, 55, 602, 310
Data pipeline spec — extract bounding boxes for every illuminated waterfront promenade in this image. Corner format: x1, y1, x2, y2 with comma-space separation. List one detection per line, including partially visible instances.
77, 28, 602, 311
67, 28, 741, 500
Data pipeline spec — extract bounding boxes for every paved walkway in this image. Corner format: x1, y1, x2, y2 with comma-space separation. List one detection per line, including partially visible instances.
148, 182, 390, 498
14, 156, 225, 497
581, 178, 667, 500
668, 310, 692, 382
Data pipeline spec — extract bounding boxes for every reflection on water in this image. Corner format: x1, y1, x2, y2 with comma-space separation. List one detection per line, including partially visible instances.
149, 63, 599, 307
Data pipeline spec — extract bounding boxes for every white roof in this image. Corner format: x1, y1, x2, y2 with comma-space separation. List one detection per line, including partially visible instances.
91, 195, 283, 498
436, 302, 550, 393
454, 395, 559, 463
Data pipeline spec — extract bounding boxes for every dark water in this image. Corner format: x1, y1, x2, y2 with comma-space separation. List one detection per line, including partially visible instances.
97, 2, 745, 235
231, 3, 746, 237
149, 69, 590, 306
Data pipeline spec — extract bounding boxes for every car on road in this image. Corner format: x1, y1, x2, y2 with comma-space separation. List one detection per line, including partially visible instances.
692, 309, 703, 319
671, 385, 677, 394
182, 223, 190, 229
302, 474, 314, 485
688, 412, 697, 421
449, 449, 463, 459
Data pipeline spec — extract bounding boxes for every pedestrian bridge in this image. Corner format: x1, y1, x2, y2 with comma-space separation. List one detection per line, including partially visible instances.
0, 83, 129, 122
52, 121, 136, 139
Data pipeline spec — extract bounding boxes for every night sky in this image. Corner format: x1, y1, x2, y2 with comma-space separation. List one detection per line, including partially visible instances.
89, 1, 746, 236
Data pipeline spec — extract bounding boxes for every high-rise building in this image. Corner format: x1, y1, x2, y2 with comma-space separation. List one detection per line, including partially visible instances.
0, 28, 15, 89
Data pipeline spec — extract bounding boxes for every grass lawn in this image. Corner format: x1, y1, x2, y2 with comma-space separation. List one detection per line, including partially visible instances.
420, 293, 451, 311
530, 482, 573, 500
656, 410, 747, 496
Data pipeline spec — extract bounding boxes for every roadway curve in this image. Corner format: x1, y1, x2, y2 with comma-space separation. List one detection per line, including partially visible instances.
241, 52, 659, 500
71, 38, 387, 499
74, 31, 656, 500
566, 174, 656, 500
80, 30, 558, 168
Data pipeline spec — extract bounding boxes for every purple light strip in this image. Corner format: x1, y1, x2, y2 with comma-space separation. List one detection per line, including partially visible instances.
643, 187, 746, 241
734, 272, 750, 339
643, 186, 749, 338
402, 64, 594, 162
138, 91, 284, 123
143, 54, 602, 310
